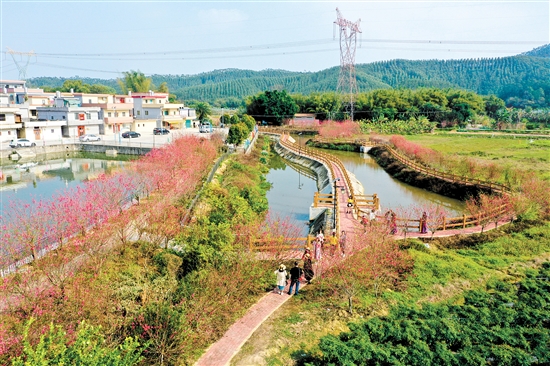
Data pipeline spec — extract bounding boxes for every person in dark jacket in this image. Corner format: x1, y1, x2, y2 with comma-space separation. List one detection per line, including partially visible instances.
303, 254, 314, 284
287, 261, 303, 295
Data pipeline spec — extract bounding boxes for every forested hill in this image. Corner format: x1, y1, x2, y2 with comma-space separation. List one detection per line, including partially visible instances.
27, 44, 550, 108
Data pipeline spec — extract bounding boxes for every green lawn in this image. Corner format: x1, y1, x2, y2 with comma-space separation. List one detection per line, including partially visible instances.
406, 133, 550, 180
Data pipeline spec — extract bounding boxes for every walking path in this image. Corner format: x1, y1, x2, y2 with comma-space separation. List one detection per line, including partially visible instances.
195, 152, 512, 365
195, 154, 508, 365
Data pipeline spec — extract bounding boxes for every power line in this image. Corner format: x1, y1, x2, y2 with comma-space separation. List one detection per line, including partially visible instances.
2, 39, 543, 59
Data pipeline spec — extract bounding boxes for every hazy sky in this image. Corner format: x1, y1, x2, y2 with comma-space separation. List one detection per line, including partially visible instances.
1, 0, 548, 80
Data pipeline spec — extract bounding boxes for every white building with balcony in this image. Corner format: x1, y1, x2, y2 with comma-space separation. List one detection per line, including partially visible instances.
74, 92, 134, 137
36, 93, 102, 139
0, 92, 21, 143
132, 91, 196, 131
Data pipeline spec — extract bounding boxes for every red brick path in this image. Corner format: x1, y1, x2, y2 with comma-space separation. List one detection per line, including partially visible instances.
194, 160, 508, 365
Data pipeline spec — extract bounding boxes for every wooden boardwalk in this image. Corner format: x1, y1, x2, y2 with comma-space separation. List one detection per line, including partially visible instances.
195, 133, 511, 366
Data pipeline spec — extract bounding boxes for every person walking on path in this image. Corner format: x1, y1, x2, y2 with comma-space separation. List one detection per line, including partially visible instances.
346, 195, 354, 214
303, 254, 314, 284
339, 230, 347, 257
313, 236, 322, 261
302, 246, 312, 261
328, 231, 339, 257
274, 264, 288, 295
287, 261, 303, 295
390, 211, 398, 235
420, 211, 428, 234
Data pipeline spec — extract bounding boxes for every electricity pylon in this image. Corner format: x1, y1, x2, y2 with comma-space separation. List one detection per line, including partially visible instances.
6, 48, 36, 80
334, 8, 361, 121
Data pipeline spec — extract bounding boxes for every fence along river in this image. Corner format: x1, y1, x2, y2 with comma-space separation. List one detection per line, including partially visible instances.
265, 146, 465, 237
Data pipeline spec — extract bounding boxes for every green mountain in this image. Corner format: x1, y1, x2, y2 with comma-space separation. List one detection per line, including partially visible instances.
27, 44, 550, 108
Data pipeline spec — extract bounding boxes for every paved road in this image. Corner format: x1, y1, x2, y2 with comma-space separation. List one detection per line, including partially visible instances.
0, 127, 229, 151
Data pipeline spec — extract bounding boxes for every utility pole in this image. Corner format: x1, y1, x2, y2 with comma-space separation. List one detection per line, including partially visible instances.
334, 8, 361, 122
6, 48, 36, 80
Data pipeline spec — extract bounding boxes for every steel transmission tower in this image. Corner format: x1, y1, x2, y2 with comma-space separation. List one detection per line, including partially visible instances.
6, 48, 36, 80
334, 8, 361, 121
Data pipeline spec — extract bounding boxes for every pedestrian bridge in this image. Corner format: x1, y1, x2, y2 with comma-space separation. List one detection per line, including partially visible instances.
252, 131, 381, 252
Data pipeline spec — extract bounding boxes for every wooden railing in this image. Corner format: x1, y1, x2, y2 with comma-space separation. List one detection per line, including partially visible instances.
261, 129, 511, 235
249, 235, 314, 252
386, 203, 510, 232
382, 145, 513, 231
386, 145, 510, 194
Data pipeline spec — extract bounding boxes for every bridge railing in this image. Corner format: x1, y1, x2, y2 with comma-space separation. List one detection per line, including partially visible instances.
278, 133, 349, 233
380, 203, 511, 232
249, 235, 313, 252
386, 145, 511, 194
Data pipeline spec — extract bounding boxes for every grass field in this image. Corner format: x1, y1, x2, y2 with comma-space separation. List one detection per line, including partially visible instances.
231, 134, 550, 365
405, 133, 550, 180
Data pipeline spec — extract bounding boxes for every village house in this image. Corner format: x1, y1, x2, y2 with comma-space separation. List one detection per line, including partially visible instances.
36, 92, 102, 139
74, 92, 134, 138
132, 91, 196, 132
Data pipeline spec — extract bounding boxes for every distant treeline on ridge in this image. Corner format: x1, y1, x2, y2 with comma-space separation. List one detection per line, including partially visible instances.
27, 44, 550, 110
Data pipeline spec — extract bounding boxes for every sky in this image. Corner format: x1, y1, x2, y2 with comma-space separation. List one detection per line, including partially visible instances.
1, 0, 549, 81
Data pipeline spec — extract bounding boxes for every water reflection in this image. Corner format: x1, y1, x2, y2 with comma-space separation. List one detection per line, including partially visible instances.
265, 147, 465, 235
316, 149, 465, 216
266, 152, 317, 235
0, 157, 128, 214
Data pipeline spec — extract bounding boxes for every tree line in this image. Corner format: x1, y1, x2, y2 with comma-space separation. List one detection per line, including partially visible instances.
27, 45, 549, 109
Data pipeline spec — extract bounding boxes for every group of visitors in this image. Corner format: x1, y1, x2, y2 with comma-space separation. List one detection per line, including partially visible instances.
274, 228, 349, 295
312, 229, 347, 259
274, 261, 308, 296
382, 210, 429, 235
360, 209, 377, 230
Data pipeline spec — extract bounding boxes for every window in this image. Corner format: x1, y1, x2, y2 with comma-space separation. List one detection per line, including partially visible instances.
62, 116, 66, 119
51, 116, 54, 120
122, 112, 126, 117
108, 112, 112, 117
8, 131, 11, 135
51, 129, 54, 133
74, 113, 79, 119
115, 112, 118, 117
145, 111, 149, 116
88, 99, 92, 103
0, 114, 5, 121
164, 110, 168, 116
137, 111, 141, 116
86, 113, 91, 119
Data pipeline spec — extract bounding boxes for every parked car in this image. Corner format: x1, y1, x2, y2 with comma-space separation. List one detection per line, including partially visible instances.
9, 138, 36, 148
79, 134, 101, 142
153, 127, 170, 135
122, 131, 141, 138
199, 122, 213, 133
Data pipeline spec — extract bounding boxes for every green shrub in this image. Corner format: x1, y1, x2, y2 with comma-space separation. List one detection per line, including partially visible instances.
13, 319, 143, 366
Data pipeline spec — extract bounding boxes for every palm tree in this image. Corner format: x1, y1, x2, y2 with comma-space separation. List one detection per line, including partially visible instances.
117, 70, 152, 93
194, 102, 212, 122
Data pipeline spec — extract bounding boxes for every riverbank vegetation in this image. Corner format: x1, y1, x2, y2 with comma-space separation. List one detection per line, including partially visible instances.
0, 136, 288, 365
232, 132, 550, 365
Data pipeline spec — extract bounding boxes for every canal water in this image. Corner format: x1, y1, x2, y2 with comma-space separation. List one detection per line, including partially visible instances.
265, 147, 465, 235
2, 148, 464, 234
0, 154, 130, 216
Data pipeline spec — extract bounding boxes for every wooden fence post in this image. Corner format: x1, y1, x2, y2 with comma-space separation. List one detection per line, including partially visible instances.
463, 214, 466, 228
